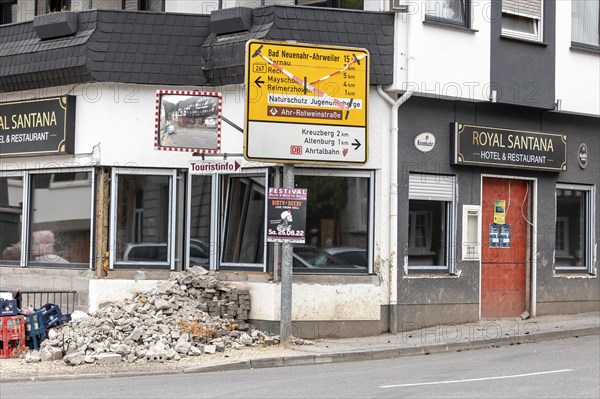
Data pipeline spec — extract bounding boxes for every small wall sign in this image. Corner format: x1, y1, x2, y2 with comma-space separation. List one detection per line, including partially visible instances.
414, 132, 436, 153
577, 143, 588, 169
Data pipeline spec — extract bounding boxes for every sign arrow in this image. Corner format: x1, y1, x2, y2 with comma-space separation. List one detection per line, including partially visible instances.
352, 139, 361, 150
233, 161, 241, 171
254, 76, 265, 88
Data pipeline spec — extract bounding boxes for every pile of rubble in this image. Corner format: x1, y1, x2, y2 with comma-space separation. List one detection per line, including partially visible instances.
26, 267, 281, 366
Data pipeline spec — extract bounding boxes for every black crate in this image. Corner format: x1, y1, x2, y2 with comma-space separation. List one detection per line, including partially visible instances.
0, 299, 18, 317
39, 303, 63, 328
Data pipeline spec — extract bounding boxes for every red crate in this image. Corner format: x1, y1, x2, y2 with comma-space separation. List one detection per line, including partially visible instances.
0, 315, 26, 358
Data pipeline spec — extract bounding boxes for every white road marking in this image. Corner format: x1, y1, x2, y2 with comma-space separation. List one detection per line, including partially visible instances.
380, 369, 575, 389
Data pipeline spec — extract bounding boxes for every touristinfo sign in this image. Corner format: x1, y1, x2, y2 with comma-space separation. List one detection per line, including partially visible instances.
451, 123, 567, 172
245, 40, 369, 164
0, 96, 76, 157
267, 188, 307, 243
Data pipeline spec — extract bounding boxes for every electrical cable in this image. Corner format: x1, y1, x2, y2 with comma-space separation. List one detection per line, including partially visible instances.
521, 182, 534, 227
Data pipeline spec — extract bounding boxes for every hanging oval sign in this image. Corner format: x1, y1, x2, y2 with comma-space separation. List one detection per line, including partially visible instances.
414, 132, 436, 153
577, 143, 588, 169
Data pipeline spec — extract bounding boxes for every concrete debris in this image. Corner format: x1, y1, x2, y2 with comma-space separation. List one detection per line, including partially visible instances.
31, 267, 279, 366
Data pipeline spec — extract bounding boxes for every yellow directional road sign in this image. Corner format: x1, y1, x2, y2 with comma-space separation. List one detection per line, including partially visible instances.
245, 40, 369, 164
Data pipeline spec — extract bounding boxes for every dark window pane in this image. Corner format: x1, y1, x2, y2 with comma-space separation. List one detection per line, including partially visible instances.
189, 175, 212, 267
408, 199, 447, 266
555, 189, 586, 267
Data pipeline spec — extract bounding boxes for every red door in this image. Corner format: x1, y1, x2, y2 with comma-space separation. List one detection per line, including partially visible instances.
481, 177, 529, 318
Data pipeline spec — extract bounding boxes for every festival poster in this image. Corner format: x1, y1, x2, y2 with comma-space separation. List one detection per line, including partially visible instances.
267, 188, 307, 243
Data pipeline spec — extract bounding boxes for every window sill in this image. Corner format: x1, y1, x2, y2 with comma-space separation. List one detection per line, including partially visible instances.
570, 43, 600, 55
405, 271, 460, 278
500, 34, 548, 46
553, 271, 597, 278
423, 18, 478, 33
293, 273, 379, 285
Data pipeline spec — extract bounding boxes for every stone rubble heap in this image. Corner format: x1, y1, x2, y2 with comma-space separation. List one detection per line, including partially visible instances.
27, 266, 283, 366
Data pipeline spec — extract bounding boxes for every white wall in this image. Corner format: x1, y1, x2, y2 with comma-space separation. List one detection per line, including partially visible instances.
392, 1, 492, 102
88, 278, 162, 313
227, 280, 385, 321
554, 0, 600, 117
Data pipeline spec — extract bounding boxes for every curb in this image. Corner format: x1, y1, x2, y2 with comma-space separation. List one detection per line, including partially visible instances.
2, 326, 598, 383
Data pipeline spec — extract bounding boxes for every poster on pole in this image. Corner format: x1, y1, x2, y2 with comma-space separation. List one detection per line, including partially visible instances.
267, 188, 307, 243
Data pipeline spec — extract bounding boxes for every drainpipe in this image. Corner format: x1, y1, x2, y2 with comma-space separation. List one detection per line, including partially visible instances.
376, 9, 414, 334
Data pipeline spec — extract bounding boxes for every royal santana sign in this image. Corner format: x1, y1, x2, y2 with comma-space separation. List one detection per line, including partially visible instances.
245, 40, 369, 164
0, 96, 76, 157
451, 123, 567, 172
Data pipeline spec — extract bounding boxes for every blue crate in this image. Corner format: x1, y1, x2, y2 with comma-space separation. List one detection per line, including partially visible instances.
39, 303, 63, 328
25, 332, 45, 350
23, 311, 46, 337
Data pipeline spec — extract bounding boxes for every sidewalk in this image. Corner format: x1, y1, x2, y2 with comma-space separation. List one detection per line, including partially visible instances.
185, 311, 600, 372
1, 312, 598, 382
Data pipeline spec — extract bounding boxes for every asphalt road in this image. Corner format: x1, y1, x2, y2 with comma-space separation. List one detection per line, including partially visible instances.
2, 336, 598, 399
160, 126, 219, 150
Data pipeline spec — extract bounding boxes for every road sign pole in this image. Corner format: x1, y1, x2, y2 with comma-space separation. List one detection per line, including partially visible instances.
280, 163, 294, 343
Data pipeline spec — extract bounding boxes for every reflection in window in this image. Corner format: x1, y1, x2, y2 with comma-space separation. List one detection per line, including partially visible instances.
294, 174, 370, 273
555, 186, 593, 272
116, 174, 171, 264
221, 176, 265, 265
0, 176, 23, 264
189, 175, 212, 267
29, 172, 92, 266
425, 0, 467, 26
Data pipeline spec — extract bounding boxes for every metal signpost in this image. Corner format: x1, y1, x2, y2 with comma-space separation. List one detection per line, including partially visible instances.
244, 40, 369, 342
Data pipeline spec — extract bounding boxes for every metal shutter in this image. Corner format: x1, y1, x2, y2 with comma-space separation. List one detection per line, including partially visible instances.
409, 174, 455, 201
502, 0, 542, 19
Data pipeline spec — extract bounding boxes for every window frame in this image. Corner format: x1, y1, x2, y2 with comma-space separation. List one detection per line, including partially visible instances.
407, 173, 456, 274
110, 168, 177, 270
0, 168, 95, 269
501, 1, 543, 42
293, 168, 374, 275
554, 183, 596, 274
218, 170, 269, 270
424, 0, 471, 29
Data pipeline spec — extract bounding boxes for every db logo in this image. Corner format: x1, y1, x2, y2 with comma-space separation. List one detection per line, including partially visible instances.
290, 145, 303, 155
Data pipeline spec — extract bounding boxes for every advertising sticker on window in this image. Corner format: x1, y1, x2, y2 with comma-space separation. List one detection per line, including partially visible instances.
267, 188, 307, 243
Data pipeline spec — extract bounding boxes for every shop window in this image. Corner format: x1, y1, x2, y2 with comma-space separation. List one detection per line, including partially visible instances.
425, 0, 469, 27
28, 171, 93, 266
296, 0, 363, 10
293, 170, 372, 274
111, 170, 176, 268
1, 171, 93, 267
407, 173, 455, 273
0, 176, 24, 265
501, 0, 542, 41
571, 0, 599, 49
555, 184, 595, 273
220, 175, 266, 267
